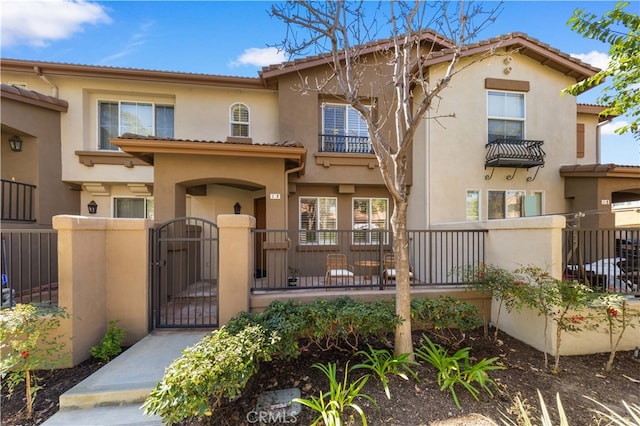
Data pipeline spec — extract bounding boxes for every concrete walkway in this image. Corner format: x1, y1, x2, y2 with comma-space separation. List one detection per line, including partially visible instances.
43, 330, 209, 425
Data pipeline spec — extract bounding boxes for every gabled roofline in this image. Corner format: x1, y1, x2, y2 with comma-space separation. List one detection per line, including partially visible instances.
1, 83, 68, 112
423, 32, 599, 83
0, 59, 267, 90
259, 30, 453, 82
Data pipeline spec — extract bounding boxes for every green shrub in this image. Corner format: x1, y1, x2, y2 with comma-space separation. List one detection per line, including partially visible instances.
90, 320, 125, 362
297, 298, 398, 352
411, 296, 483, 346
142, 325, 277, 424
233, 298, 399, 359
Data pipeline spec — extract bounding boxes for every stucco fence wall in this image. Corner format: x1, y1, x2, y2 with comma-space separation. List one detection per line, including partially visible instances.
436, 216, 640, 355
52, 214, 639, 367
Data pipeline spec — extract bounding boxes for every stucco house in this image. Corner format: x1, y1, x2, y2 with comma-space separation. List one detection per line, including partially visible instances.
2, 32, 638, 235
2, 30, 639, 363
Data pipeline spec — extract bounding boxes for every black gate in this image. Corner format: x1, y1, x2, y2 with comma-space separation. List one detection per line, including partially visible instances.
149, 217, 219, 329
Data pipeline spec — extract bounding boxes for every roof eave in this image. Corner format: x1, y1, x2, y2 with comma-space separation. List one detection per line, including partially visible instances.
111, 138, 307, 167
423, 35, 599, 82
1, 59, 267, 90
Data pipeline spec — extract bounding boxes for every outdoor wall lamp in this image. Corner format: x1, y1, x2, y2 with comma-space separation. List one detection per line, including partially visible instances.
9, 135, 22, 152
87, 200, 98, 215
234, 202, 241, 214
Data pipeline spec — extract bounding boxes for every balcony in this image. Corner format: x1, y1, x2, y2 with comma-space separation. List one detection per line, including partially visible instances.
1, 179, 36, 222
319, 134, 372, 154
485, 139, 545, 181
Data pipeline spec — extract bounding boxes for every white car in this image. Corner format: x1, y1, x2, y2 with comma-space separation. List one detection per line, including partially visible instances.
567, 257, 637, 293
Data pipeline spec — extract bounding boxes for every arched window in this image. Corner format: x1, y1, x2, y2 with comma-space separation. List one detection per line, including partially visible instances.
230, 103, 249, 137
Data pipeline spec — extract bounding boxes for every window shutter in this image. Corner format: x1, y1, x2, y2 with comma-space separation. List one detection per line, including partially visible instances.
576, 123, 585, 158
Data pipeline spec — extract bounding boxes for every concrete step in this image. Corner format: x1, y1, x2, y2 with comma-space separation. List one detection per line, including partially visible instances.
43, 330, 209, 425
43, 403, 162, 426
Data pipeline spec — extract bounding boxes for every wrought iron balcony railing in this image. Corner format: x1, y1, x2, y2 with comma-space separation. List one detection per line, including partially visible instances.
319, 134, 372, 154
1, 179, 36, 222
485, 139, 545, 181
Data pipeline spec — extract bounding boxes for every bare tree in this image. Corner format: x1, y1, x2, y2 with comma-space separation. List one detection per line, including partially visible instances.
271, 0, 501, 357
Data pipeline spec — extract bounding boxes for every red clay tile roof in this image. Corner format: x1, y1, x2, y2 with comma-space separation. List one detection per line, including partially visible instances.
422, 32, 599, 82
1, 83, 68, 112
118, 133, 304, 148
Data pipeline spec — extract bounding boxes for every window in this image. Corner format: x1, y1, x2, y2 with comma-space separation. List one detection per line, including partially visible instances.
488, 190, 525, 219
99, 101, 174, 150
353, 198, 388, 244
466, 190, 480, 221
525, 191, 544, 216
321, 103, 370, 152
230, 103, 249, 137
487, 91, 524, 142
299, 197, 337, 244
113, 197, 154, 219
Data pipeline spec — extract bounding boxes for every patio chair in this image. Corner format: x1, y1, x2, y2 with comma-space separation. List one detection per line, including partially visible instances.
325, 254, 355, 286
382, 252, 413, 285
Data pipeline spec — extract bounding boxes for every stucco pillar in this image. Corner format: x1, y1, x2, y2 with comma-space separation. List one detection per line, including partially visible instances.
217, 214, 255, 325
153, 177, 187, 222
53, 215, 108, 367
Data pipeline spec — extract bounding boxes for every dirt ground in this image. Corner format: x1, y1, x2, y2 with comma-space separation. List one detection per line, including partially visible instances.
2, 328, 639, 426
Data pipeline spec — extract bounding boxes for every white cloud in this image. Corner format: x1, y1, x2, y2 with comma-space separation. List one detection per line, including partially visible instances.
230, 47, 286, 68
100, 21, 154, 65
570, 50, 610, 70
1, 0, 111, 47
601, 119, 628, 136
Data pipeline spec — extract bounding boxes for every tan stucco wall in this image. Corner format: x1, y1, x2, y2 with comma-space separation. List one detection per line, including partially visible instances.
277, 63, 394, 187
432, 215, 566, 278
410, 51, 585, 228
615, 209, 640, 227
496, 299, 640, 355
217, 214, 254, 325
1, 97, 79, 226
1, 70, 279, 225
53, 215, 151, 367
153, 154, 286, 228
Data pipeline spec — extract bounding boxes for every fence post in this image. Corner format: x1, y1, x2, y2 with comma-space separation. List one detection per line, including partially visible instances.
217, 214, 255, 325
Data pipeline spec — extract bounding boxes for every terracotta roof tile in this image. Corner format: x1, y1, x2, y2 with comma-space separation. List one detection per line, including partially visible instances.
119, 133, 303, 148
1, 83, 68, 111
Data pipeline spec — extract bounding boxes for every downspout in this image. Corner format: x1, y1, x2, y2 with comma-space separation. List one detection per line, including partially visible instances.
284, 157, 305, 230
34, 66, 59, 98
596, 118, 612, 165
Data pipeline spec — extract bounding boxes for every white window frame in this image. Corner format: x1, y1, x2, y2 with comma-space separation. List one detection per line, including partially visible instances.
113, 197, 154, 219
487, 90, 525, 142
321, 103, 370, 152
466, 190, 481, 221
230, 102, 250, 138
299, 196, 337, 245
487, 190, 526, 219
98, 100, 174, 150
352, 197, 389, 244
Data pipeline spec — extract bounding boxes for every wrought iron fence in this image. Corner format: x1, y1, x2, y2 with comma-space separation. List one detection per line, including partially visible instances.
252, 229, 487, 291
319, 134, 372, 153
1, 229, 58, 307
1, 179, 36, 222
563, 227, 639, 294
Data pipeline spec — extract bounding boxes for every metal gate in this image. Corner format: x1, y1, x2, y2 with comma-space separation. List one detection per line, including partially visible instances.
149, 217, 219, 329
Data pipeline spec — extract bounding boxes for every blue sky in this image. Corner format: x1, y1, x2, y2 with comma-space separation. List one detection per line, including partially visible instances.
1, 0, 638, 165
